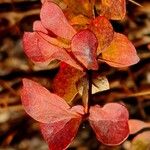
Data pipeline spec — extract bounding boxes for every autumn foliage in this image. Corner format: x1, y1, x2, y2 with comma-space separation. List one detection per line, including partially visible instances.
21, 0, 141, 149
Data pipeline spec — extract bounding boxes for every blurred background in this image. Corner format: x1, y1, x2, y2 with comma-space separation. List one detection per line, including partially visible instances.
0, 0, 150, 149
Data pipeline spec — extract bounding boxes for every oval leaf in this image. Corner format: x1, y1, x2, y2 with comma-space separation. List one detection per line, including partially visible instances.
129, 119, 150, 135
102, 33, 140, 68
100, 0, 126, 20
89, 103, 129, 145
40, 1, 76, 40
40, 117, 82, 150
71, 29, 98, 70
21, 78, 84, 123
89, 16, 114, 54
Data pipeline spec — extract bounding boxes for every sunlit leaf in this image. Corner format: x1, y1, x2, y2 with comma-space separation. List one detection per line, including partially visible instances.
53, 63, 85, 103
77, 75, 109, 95
21, 78, 85, 123
100, 0, 126, 20
102, 33, 140, 68
40, 1, 76, 40
92, 75, 110, 94
131, 131, 150, 150
71, 29, 98, 70
129, 119, 150, 134
89, 103, 129, 145
89, 16, 114, 54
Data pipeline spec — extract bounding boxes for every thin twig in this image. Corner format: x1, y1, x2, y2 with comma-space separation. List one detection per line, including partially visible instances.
129, 0, 143, 7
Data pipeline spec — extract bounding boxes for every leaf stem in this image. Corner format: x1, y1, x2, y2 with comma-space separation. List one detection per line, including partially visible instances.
86, 70, 92, 114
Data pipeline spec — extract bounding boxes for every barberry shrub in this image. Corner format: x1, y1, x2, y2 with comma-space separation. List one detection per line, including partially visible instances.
21, 0, 140, 149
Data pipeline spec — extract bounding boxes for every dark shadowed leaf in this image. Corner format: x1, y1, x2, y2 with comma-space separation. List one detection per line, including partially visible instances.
89, 103, 129, 145
131, 131, 150, 150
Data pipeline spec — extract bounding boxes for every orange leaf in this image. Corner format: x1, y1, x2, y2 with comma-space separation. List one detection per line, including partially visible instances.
129, 119, 150, 134
53, 63, 85, 103
70, 15, 90, 26
100, 0, 126, 20
89, 16, 114, 54
102, 32, 140, 68
63, 0, 93, 19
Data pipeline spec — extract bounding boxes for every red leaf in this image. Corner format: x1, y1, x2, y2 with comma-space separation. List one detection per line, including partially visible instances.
21, 78, 84, 150
89, 16, 114, 54
23, 32, 45, 62
21, 78, 84, 123
23, 32, 83, 70
89, 103, 129, 145
37, 33, 83, 70
40, 1, 76, 40
100, 0, 126, 20
40, 117, 82, 150
102, 33, 140, 68
71, 29, 98, 70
